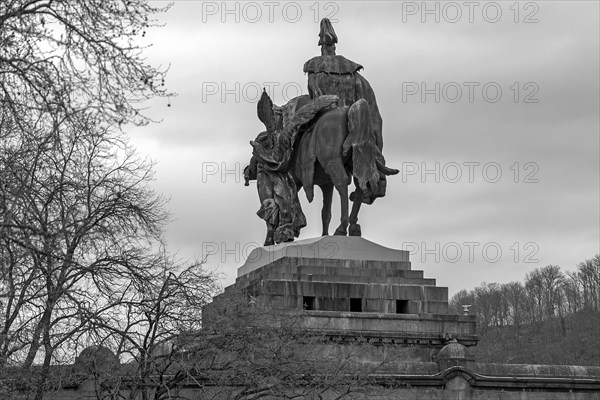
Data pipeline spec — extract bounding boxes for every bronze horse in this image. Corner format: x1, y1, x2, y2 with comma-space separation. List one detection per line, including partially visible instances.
246, 93, 398, 244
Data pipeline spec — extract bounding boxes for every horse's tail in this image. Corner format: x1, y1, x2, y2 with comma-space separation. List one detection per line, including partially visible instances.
344, 99, 385, 199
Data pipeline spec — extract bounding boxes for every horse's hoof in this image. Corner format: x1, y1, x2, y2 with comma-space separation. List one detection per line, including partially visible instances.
333, 227, 347, 236
349, 224, 361, 237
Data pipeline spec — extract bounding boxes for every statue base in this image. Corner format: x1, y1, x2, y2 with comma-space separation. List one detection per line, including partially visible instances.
205, 236, 478, 362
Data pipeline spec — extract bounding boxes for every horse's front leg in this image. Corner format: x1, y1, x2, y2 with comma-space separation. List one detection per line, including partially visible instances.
319, 184, 334, 235
348, 183, 362, 237
333, 183, 349, 236
323, 159, 349, 236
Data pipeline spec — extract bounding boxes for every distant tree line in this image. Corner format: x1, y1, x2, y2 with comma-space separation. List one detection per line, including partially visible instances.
450, 255, 600, 365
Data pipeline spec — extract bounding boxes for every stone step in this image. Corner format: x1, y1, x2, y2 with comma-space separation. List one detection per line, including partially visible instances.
292, 257, 412, 270
251, 272, 435, 286
237, 260, 415, 284
297, 265, 422, 278
264, 293, 449, 314
254, 256, 411, 271
259, 280, 448, 302
295, 273, 435, 286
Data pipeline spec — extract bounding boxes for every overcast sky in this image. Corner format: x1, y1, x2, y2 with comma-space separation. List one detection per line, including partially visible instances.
127, 1, 599, 295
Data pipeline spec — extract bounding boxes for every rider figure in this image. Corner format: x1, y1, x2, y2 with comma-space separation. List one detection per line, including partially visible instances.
304, 18, 390, 203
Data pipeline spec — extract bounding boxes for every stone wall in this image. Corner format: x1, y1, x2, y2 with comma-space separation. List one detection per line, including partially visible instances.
41, 360, 600, 400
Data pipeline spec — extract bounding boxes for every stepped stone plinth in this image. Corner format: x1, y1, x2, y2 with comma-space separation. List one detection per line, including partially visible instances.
207, 236, 478, 355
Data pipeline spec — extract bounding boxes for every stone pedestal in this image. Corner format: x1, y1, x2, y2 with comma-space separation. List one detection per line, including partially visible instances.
207, 236, 478, 357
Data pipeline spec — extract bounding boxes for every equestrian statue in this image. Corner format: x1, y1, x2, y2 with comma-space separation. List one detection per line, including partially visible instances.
244, 18, 398, 246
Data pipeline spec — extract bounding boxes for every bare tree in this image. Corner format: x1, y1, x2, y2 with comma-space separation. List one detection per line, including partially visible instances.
539, 265, 564, 318
501, 281, 526, 336
0, 0, 171, 128
0, 110, 182, 398
524, 268, 545, 326
1, 2, 178, 397
81, 260, 219, 400
576, 256, 600, 311
562, 272, 582, 315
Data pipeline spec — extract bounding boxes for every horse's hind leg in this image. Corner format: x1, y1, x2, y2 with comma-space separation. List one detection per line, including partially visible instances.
349, 184, 362, 237
319, 183, 334, 236
333, 183, 349, 236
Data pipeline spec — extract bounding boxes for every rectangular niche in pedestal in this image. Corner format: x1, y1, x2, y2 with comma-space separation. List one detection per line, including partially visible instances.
303, 296, 316, 310
396, 300, 410, 314
350, 298, 363, 312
